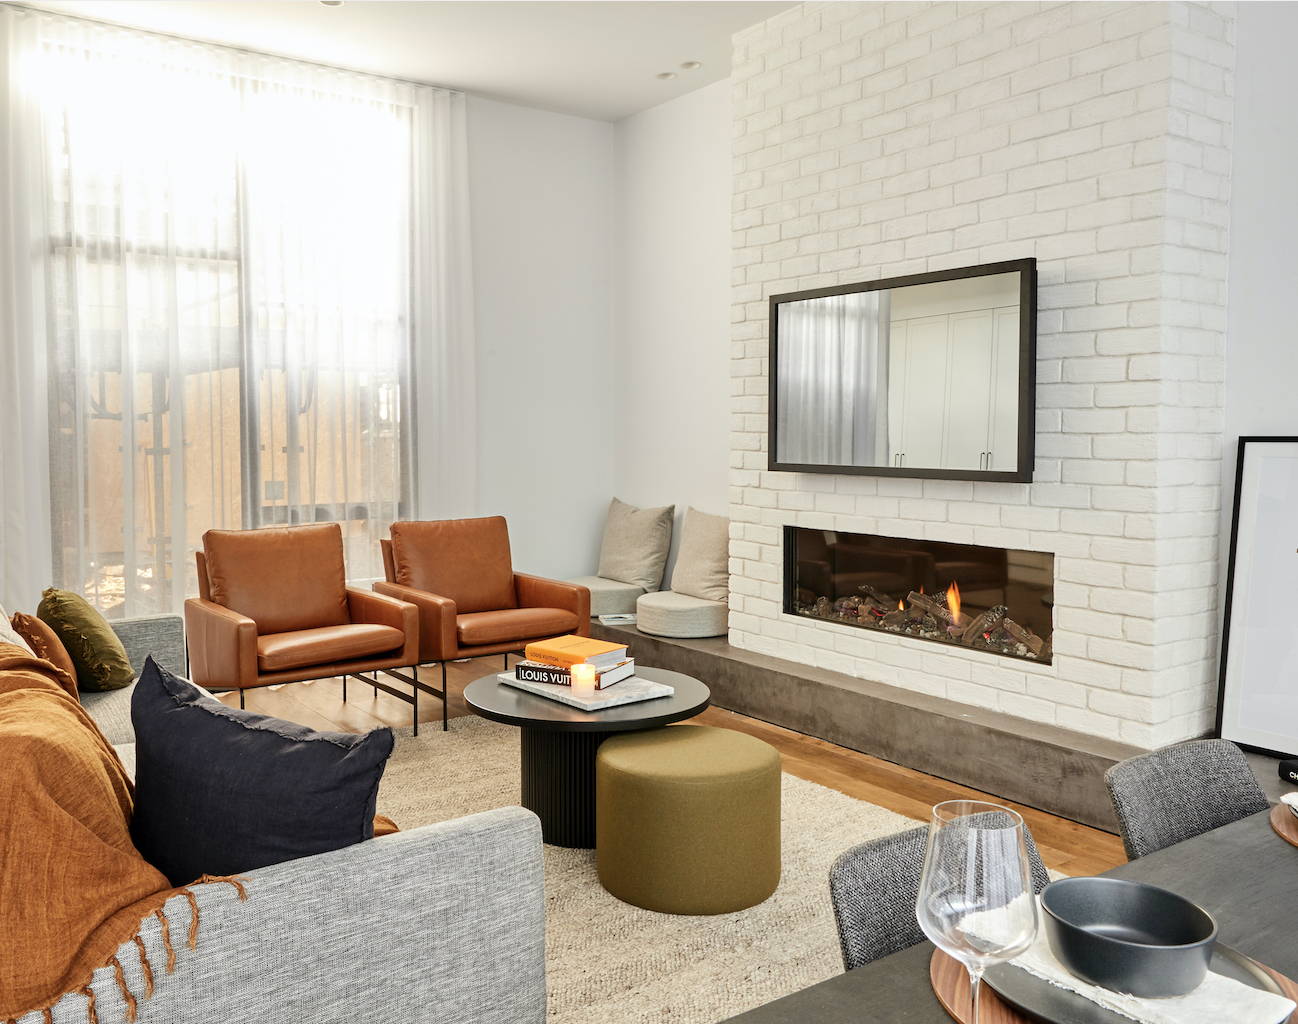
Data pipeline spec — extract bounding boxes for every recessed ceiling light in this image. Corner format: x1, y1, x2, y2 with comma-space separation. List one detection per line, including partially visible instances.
319, 1, 344, 6
680, 61, 703, 72
656, 72, 677, 81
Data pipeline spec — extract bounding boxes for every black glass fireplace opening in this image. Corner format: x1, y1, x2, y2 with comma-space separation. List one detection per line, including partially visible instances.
784, 527, 1053, 664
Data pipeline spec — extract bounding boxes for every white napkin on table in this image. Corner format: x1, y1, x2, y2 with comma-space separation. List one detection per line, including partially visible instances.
1280, 792, 1298, 817
1004, 911, 1294, 1024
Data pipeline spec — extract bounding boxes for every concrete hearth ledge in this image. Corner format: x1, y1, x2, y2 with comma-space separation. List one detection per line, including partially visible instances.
592, 624, 1141, 832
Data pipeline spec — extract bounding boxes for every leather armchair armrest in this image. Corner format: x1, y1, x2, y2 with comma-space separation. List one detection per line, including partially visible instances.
347, 587, 419, 665
515, 574, 591, 634
373, 581, 457, 663
183, 598, 257, 690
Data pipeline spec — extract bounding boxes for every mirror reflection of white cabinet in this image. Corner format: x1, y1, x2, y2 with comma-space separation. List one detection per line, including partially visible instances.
888, 319, 941, 468
887, 284, 1020, 471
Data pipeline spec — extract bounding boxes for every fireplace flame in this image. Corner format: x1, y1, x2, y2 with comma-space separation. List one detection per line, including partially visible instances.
897, 598, 905, 611
947, 580, 961, 624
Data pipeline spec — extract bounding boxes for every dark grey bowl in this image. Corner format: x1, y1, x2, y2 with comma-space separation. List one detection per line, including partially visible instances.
1040, 877, 1217, 997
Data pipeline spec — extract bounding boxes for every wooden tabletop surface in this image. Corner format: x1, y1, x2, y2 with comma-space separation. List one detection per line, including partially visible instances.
725, 809, 1298, 1023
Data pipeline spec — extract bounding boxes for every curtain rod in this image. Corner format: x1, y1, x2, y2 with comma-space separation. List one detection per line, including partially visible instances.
1, 1, 462, 95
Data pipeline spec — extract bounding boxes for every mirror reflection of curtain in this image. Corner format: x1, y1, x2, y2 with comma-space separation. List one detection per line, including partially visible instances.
776, 291, 890, 466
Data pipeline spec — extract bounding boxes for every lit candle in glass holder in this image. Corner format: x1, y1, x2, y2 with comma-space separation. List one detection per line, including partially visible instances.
570, 662, 597, 696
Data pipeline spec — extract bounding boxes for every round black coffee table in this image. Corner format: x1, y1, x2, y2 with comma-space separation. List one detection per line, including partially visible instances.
464, 667, 710, 848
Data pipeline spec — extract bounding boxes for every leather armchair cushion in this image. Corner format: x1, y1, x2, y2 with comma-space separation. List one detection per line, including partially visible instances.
456, 608, 579, 647
390, 517, 516, 614
257, 624, 405, 673
203, 524, 349, 635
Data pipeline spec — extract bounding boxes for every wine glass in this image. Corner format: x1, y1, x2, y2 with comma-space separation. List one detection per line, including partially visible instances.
916, 800, 1039, 1024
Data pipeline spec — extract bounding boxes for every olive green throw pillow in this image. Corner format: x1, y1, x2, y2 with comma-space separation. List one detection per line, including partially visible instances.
36, 588, 134, 692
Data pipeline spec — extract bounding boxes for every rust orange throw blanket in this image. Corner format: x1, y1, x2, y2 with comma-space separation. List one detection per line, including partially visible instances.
0, 644, 244, 1023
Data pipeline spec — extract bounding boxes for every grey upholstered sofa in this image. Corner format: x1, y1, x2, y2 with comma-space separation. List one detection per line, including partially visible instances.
30, 616, 547, 1024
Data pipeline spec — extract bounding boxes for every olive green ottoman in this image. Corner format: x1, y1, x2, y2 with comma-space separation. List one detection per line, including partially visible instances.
595, 725, 781, 914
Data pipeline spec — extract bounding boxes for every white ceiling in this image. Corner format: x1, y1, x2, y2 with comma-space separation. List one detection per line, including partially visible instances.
22, 0, 792, 121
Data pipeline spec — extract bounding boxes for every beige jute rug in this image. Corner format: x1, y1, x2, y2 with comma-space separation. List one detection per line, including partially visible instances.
376, 715, 917, 1023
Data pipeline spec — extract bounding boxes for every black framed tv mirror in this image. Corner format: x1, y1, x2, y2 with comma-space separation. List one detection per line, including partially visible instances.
768, 258, 1036, 483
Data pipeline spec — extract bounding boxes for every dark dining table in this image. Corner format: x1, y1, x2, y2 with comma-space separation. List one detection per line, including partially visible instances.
724, 809, 1297, 1022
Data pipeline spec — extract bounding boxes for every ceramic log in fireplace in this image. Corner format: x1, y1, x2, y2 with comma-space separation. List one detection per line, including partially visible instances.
784, 527, 1054, 664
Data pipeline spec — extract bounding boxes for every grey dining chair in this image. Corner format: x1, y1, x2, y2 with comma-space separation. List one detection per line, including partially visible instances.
1104, 738, 1270, 860
829, 817, 1051, 971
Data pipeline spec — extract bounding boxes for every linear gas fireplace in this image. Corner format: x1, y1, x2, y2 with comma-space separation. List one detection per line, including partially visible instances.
784, 527, 1053, 664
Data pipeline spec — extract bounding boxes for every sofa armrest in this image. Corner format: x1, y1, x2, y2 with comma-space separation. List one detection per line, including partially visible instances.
42, 807, 546, 1024
515, 573, 591, 634
183, 599, 257, 690
110, 615, 186, 678
346, 588, 419, 664
373, 581, 457, 662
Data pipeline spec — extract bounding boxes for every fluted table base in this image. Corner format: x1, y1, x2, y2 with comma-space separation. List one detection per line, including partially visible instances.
519, 728, 607, 848
464, 669, 713, 850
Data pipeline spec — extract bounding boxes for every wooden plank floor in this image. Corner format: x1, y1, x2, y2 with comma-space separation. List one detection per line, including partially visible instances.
217, 653, 1126, 876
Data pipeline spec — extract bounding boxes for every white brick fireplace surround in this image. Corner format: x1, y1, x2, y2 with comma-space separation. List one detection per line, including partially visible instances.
728, 2, 1235, 749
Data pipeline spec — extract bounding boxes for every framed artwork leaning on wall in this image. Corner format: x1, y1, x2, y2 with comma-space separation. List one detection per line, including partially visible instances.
1218, 436, 1298, 758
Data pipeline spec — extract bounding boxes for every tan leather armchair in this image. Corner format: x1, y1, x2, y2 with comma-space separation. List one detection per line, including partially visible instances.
184, 523, 428, 730
374, 516, 591, 728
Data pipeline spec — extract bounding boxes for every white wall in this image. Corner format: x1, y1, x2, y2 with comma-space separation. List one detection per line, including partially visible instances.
613, 80, 732, 580
466, 96, 615, 578
1220, 3, 1298, 564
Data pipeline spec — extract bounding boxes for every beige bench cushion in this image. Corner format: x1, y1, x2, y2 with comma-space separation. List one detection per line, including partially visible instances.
636, 590, 728, 639
567, 576, 645, 616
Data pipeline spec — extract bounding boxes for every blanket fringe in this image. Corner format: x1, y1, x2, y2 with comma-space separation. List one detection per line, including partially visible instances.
180, 889, 200, 951
131, 935, 154, 1000
80, 985, 97, 1024
154, 908, 176, 975
195, 874, 249, 901
9, 876, 251, 1024
108, 957, 137, 1024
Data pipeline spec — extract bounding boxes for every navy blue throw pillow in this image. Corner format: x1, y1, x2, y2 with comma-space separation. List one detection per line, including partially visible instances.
130, 658, 395, 885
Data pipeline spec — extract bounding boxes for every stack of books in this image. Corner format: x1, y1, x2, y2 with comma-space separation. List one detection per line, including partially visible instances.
514, 635, 633, 690
499, 634, 675, 711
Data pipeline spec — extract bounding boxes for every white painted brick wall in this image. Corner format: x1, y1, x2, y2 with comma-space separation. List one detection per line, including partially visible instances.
728, 1, 1235, 748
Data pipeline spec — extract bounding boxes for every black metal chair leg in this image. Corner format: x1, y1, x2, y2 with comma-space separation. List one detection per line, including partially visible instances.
371, 671, 378, 696
342, 676, 347, 702
239, 689, 245, 710
413, 673, 419, 737
442, 661, 448, 731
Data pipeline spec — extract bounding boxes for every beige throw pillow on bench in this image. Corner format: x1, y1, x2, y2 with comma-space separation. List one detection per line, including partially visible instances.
597, 498, 674, 592
670, 508, 730, 604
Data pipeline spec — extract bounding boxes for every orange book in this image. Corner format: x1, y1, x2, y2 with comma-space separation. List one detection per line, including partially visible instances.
524, 634, 629, 669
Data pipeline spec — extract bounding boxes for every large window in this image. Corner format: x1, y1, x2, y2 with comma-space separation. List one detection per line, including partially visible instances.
27, 19, 422, 615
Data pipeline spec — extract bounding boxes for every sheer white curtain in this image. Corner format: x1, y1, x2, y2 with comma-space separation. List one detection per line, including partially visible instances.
0, 6, 475, 616
776, 291, 890, 466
